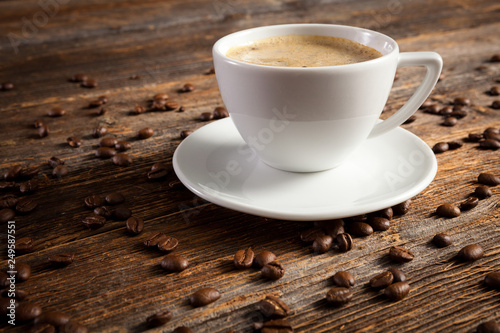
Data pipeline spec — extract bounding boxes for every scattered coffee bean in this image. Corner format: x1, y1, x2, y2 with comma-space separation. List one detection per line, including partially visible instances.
253, 319, 293, 333
476, 320, 500, 333
48, 156, 64, 168
67, 137, 82, 148
144, 232, 169, 247
403, 115, 417, 124
484, 131, 500, 141
105, 192, 125, 205
0, 194, 18, 209
95, 147, 116, 158
190, 287, 220, 307
165, 101, 179, 110
38, 124, 49, 138
442, 116, 457, 127
347, 214, 367, 223
180, 83, 194, 92
478, 173, 500, 186
0, 272, 8, 288
151, 100, 166, 111
254, 250, 277, 268
100, 137, 118, 147
81, 214, 106, 229
126, 216, 144, 235
447, 140, 463, 150
147, 162, 169, 180
89, 99, 104, 108
59, 320, 88, 333
326, 287, 353, 306
84, 194, 105, 209
112, 205, 132, 220
436, 203, 461, 218
316, 219, 345, 237
3, 165, 22, 181
491, 54, 500, 62
480, 139, 500, 150
115, 141, 131, 152
16, 197, 38, 214
48, 107, 66, 117
460, 196, 479, 211
29, 323, 56, 333
484, 272, 500, 289
388, 268, 406, 282
432, 233, 452, 247
14, 262, 31, 281
112, 153, 133, 166
48, 253, 74, 266
69, 73, 88, 82
234, 247, 255, 269
1, 288, 27, 300
259, 295, 291, 318
439, 106, 453, 115
488, 86, 500, 96
468, 133, 484, 142
81, 78, 97, 88
384, 281, 410, 301
0, 181, 14, 191
349, 222, 373, 237
157, 236, 179, 252
94, 107, 106, 116
389, 246, 415, 263
420, 99, 433, 109
369, 217, 390, 231
92, 126, 108, 138
134, 105, 146, 114
93, 206, 113, 219
213, 107, 229, 119
19, 165, 40, 179
492, 100, 500, 110
393, 199, 411, 215
16, 236, 35, 253
458, 244, 484, 262
2, 82, 14, 91
153, 93, 169, 101
454, 97, 471, 106
180, 130, 193, 139
312, 235, 333, 254
16, 302, 42, 321
160, 254, 189, 272
450, 109, 468, 119
137, 127, 154, 140
336, 233, 353, 252
261, 261, 285, 280
299, 227, 325, 243
200, 112, 213, 121
370, 271, 394, 289
474, 185, 492, 199
34, 311, 71, 327
0, 208, 15, 223
332, 271, 355, 288
173, 326, 193, 333
432, 142, 449, 154
146, 309, 173, 327
52, 165, 69, 179
424, 104, 441, 115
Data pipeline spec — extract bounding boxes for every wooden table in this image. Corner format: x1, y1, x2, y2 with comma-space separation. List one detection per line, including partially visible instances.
1, 0, 499, 332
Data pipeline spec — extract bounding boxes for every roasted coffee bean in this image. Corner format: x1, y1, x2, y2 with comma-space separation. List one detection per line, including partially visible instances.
0, 181, 15, 191
389, 246, 415, 263
69, 73, 88, 82
375, 207, 393, 220
336, 233, 353, 252
254, 250, 277, 268
160, 254, 189, 272
93, 206, 113, 219
53, 165, 69, 178
347, 214, 367, 223
81, 214, 106, 229
14, 262, 31, 281
67, 137, 82, 148
299, 227, 325, 243
315, 219, 345, 237
0, 194, 18, 209
1, 288, 27, 300
458, 244, 484, 262
432, 233, 452, 247
115, 141, 131, 151
173, 327, 193, 333
0, 208, 15, 223
393, 199, 411, 215
478, 173, 500, 186
370, 271, 394, 289
312, 235, 333, 254
369, 217, 390, 231
137, 127, 154, 140
388, 268, 406, 282
153, 93, 169, 101
460, 196, 479, 211
84, 194, 105, 209
468, 133, 484, 142
60, 320, 88, 333
432, 142, 449, 154
29, 323, 57, 333
147, 162, 169, 180
4, 165, 22, 180
439, 106, 453, 115
476, 320, 500, 333
151, 100, 166, 110
146, 309, 173, 327
474, 185, 492, 199
384, 281, 410, 301
332, 271, 355, 288
180, 130, 193, 139
38, 124, 49, 138
112, 205, 132, 220
0, 297, 17, 316
234, 247, 255, 269
259, 295, 291, 318
48, 107, 66, 117
454, 97, 471, 106
190, 287, 220, 307
126, 216, 144, 235
89, 99, 103, 108
16, 197, 38, 214
34, 311, 71, 327
447, 140, 463, 150
442, 116, 457, 127
485, 127, 500, 135
484, 131, 500, 141
112, 153, 133, 166
157, 236, 179, 252
48, 156, 64, 168
424, 104, 441, 114
253, 319, 293, 333
133, 105, 146, 114
492, 100, 500, 110
200, 112, 213, 121
100, 137, 118, 147
81, 78, 97, 88
2, 82, 14, 90
326, 287, 353, 306
180, 83, 194, 92
95, 147, 116, 158
0, 272, 8, 288
19, 165, 40, 179
144, 232, 169, 247
420, 99, 433, 109
17, 302, 42, 321
403, 115, 417, 124
436, 203, 461, 218
261, 261, 285, 280
213, 107, 229, 119
105, 192, 125, 205
16, 236, 34, 253
48, 253, 74, 266
480, 139, 500, 150
449, 109, 468, 119
491, 54, 500, 62
484, 272, 500, 289
349, 222, 373, 237
91, 126, 107, 138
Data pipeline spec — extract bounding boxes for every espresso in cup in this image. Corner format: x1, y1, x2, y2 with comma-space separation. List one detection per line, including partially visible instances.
225, 34, 382, 67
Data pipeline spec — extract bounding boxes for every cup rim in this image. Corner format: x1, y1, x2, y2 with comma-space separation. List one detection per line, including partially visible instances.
213, 23, 399, 70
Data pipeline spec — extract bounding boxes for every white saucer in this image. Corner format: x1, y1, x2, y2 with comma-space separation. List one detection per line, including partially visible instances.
173, 118, 437, 221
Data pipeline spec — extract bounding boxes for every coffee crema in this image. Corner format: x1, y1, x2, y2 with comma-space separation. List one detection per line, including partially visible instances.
226, 34, 382, 67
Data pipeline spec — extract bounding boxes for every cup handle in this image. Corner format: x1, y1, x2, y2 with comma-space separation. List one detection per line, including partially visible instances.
368, 52, 443, 138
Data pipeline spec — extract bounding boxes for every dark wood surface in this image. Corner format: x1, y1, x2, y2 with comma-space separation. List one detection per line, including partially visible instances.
1, 0, 500, 332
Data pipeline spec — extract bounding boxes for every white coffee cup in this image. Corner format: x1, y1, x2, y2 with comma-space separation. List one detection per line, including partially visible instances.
213, 24, 442, 172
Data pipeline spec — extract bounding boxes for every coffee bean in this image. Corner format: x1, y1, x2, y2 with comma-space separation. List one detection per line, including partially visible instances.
370, 271, 394, 289
153, 93, 169, 101
0, 272, 8, 288
384, 281, 410, 301
1, 288, 27, 300
403, 115, 417, 124
112, 153, 133, 166
336, 233, 353, 252
234, 247, 255, 269
458, 244, 484, 262
115, 141, 131, 152
18, 165, 40, 180
105, 192, 125, 205
449, 109, 468, 119
436, 203, 461, 218
474, 185, 492, 199
261, 261, 285, 280
420, 99, 432, 108
477, 320, 500, 333
213, 107, 229, 119
144, 232, 169, 247
38, 124, 49, 138
254, 250, 277, 268
468, 133, 484, 142
253, 319, 293, 333
17, 302, 42, 321
112, 205, 132, 220
389, 246, 415, 263
0, 208, 15, 223
29, 323, 56, 333
447, 140, 463, 150
432, 233, 452, 247
60, 320, 88, 333
147, 162, 169, 180
48, 156, 64, 168
94, 206, 113, 219
484, 272, 500, 289
374, 208, 393, 220
491, 54, 500, 62
432, 142, 449, 154
190, 287, 220, 307
393, 199, 411, 215
133, 105, 146, 114
126, 216, 144, 235
48, 253, 74, 266
178, 106, 186, 112
347, 214, 367, 223
84, 194, 105, 209
200, 112, 213, 121
492, 100, 500, 110
81, 78, 97, 88
157, 236, 179, 252
332, 271, 355, 288
424, 104, 441, 114
460, 196, 479, 211
326, 287, 353, 306
34, 311, 71, 327
259, 295, 291, 318
165, 101, 179, 110
349, 222, 373, 237
160, 254, 189, 272
299, 227, 325, 243
95, 147, 116, 158
315, 219, 345, 237
478, 173, 500, 186
16, 197, 38, 214
92, 126, 108, 138
180, 83, 194, 92
69, 73, 87, 82
151, 99, 166, 111
89, 99, 103, 108
480, 139, 500, 150
100, 137, 118, 147
53, 165, 69, 178
0, 181, 15, 191
312, 235, 333, 254
388, 268, 406, 282
48, 107, 66, 117
484, 131, 500, 141
146, 309, 172, 327
14, 262, 31, 281
137, 127, 154, 140
369, 217, 390, 231
439, 106, 453, 115
81, 214, 106, 229
16, 236, 35, 253
173, 327, 193, 333
180, 130, 193, 139
2, 82, 14, 91
442, 116, 457, 127
67, 137, 82, 148
454, 97, 470, 106
0, 194, 18, 209
4, 165, 22, 180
